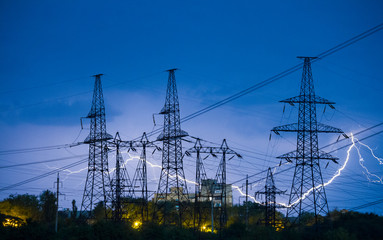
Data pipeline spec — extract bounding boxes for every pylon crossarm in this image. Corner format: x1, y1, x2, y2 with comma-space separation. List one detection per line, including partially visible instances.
272, 123, 346, 135
277, 151, 296, 163
272, 123, 298, 134
187, 146, 240, 157
318, 151, 339, 162
115, 139, 160, 151
156, 129, 189, 141
317, 123, 344, 133
277, 150, 338, 163
280, 95, 335, 107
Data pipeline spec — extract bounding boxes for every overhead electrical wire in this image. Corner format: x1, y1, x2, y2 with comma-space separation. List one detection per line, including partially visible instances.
0, 71, 164, 113
0, 158, 88, 193
321, 122, 383, 150
138, 22, 383, 141
0, 154, 88, 169
1, 23, 383, 210
349, 198, 383, 211
229, 122, 383, 185
2, 23, 383, 157
0, 142, 84, 156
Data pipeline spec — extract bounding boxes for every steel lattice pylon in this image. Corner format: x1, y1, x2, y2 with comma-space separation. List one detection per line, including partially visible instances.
111, 132, 133, 221
214, 140, 229, 231
132, 132, 159, 222
272, 57, 347, 224
185, 139, 209, 231
255, 167, 285, 227
214, 139, 236, 232
154, 69, 190, 226
186, 139, 241, 233
81, 74, 113, 219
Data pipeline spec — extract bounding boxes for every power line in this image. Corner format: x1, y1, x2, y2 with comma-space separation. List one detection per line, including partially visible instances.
230, 122, 383, 186
328, 130, 383, 154
2, 23, 382, 157
0, 154, 88, 169
0, 158, 88, 193
349, 198, 383, 211
321, 122, 383, 150
0, 142, 84, 156
0, 72, 163, 113
0, 76, 89, 95
138, 22, 383, 141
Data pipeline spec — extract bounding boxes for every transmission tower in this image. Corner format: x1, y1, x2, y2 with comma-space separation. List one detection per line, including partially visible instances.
185, 139, 241, 232
215, 139, 234, 232
111, 132, 133, 221
154, 69, 190, 226
255, 167, 285, 228
81, 74, 113, 219
185, 138, 209, 231
132, 132, 160, 222
272, 57, 347, 224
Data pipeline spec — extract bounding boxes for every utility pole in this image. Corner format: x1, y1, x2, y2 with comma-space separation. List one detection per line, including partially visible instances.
54, 172, 63, 232
272, 57, 347, 224
80, 74, 113, 220
154, 69, 190, 226
245, 174, 249, 230
211, 193, 214, 233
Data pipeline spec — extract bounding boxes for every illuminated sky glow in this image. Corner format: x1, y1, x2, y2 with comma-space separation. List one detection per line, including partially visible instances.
0, 1, 382, 214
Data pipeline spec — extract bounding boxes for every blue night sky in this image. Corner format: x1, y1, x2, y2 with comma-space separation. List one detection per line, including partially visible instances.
0, 0, 382, 215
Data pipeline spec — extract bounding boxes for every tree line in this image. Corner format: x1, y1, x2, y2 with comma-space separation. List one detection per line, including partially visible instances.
1, 190, 382, 239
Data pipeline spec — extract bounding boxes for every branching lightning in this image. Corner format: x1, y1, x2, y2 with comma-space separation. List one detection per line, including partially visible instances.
42, 133, 382, 208
108, 153, 138, 174
233, 133, 383, 208
354, 136, 383, 184
232, 185, 261, 204
357, 139, 383, 165
279, 133, 356, 208
277, 133, 382, 208
145, 159, 198, 185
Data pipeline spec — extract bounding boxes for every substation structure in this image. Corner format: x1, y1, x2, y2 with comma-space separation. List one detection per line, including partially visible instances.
78, 70, 241, 231
78, 58, 348, 229
185, 138, 241, 233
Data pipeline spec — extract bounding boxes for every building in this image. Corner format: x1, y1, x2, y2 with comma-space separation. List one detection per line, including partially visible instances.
153, 187, 188, 202
199, 179, 233, 207
153, 179, 233, 207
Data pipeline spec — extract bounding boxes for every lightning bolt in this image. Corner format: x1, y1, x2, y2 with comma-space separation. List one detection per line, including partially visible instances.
353, 137, 383, 184
278, 133, 356, 208
43, 163, 88, 182
231, 133, 359, 208
232, 185, 262, 204
276, 133, 382, 208
145, 159, 198, 185
63, 167, 88, 174
108, 153, 139, 174
357, 139, 383, 165
145, 160, 162, 169
44, 132, 382, 209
